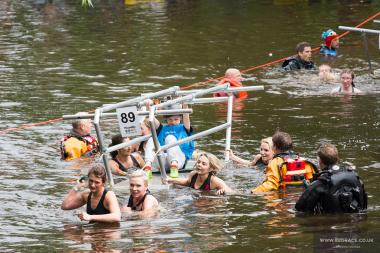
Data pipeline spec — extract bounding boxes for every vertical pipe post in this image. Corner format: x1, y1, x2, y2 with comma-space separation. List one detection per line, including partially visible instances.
362, 33, 373, 73
224, 94, 234, 162
93, 109, 114, 187
148, 107, 167, 180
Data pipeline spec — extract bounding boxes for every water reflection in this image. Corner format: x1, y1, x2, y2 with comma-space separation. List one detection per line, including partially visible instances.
63, 223, 121, 252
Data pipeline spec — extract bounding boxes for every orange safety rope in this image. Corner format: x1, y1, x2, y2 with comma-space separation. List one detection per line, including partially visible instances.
1, 11, 380, 136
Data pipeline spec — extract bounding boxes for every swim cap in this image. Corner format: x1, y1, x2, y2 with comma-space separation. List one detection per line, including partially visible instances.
322, 29, 338, 48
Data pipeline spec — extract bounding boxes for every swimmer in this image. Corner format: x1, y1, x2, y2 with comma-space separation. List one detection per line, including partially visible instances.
318, 64, 337, 82
331, 69, 362, 94
61, 165, 121, 223
121, 170, 159, 218
227, 137, 274, 170
164, 152, 233, 195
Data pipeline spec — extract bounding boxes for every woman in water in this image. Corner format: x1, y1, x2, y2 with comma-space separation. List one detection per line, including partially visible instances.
331, 69, 362, 94
109, 134, 145, 176
61, 165, 121, 223
227, 137, 274, 170
165, 152, 233, 195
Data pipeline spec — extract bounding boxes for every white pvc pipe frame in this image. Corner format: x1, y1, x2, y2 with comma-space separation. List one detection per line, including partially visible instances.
64, 84, 264, 186
338, 26, 380, 35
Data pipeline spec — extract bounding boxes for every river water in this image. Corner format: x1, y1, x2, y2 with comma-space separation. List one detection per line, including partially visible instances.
0, 0, 380, 252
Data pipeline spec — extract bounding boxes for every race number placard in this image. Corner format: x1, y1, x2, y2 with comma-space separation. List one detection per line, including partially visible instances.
116, 106, 142, 137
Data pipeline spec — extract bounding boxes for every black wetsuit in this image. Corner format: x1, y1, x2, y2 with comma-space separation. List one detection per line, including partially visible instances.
189, 173, 212, 191
127, 190, 150, 211
112, 155, 141, 172
86, 189, 110, 215
253, 157, 267, 171
295, 166, 367, 214
282, 56, 315, 71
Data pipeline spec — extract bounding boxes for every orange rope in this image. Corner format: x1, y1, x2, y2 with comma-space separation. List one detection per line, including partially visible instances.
1, 11, 380, 136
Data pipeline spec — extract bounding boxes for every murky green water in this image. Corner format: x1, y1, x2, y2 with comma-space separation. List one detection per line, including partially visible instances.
1, 0, 380, 252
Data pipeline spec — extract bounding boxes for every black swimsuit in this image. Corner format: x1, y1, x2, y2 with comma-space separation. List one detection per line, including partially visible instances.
112, 155, 141, 172
127, 190, 150, 211
189, 173, 212, 191
86, 189, 110, 215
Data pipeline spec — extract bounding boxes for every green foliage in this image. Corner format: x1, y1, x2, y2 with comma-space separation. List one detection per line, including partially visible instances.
81, 0, 94, 8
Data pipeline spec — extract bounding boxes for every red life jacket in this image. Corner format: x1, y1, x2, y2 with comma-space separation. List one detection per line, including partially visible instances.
213, 78, 248, 100
60, 134, 99, 160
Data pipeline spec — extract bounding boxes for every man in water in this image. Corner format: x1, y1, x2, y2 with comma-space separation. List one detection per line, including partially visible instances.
295, 143, 367, 214
282, 42, 315, 71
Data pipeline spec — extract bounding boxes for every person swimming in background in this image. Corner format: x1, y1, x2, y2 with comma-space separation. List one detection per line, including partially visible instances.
121, 170, 159, 218
214, 68, 248, 99
226, 137, 274, 170
318, 64, 337, 82
320, 29, 339, 57
61, 165, 121, 223
164, 152, 233, 195
282, 42, 315, 71
108, 134, 145, 176
331, 69, 362, 94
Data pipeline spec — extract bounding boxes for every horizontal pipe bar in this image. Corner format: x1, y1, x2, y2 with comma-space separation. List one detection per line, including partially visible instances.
101, 86, 179, 113
62, 112, 116, 120
374, 20, 380, 23
157, 122, 231, 153
338, 26, 380, 35
188, 97, 229, 104
176, 85, 264, 95
155, 83, 229, 109
105, 135, 151, 154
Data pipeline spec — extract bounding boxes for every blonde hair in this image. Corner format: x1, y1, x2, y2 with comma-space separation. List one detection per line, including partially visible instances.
261, 137, 273, 150
142, 118, 150, 129
195, 152, 223, 175
129, 169, 148, 186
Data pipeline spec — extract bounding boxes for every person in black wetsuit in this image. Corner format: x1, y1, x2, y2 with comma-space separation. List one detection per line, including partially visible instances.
165, 152, 233, 195
282, 42, 315, 71
227, 137, 274, 170
295, 143, 367, 214
108, 134, 145, 176
61, 165, 121, 223
121, 170, 159, 218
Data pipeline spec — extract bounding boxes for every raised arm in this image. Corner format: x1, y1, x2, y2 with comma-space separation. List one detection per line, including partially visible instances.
226, 149, 253, 166
182, 103, 191, 131
144, 99, 160, 129
165, 171, 193, 186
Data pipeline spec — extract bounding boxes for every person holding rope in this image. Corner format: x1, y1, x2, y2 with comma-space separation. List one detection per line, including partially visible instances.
282, 42, 315, 71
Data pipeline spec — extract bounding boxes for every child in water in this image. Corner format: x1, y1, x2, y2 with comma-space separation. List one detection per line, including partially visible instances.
164, 152, 233, 195
227, 137, 274, 170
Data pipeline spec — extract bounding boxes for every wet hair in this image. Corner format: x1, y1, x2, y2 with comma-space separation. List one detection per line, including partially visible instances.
296, 42, 311, 53
109, 134, 130, 158
129, 169, 148, 186
272, 131, 293, 152
195, 152, 223, 175
261, 137, 273, 150
88, 164, 107, 183
72, 112, 91, 130
340, 69, 355, 87
317, 143, 339, 167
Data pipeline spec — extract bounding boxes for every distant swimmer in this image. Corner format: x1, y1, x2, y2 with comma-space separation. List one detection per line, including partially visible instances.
214, 68, 248, 99
318, 64, 338, 82
227, 137, 274, 170
331, 69, 362, 94
61, 165, 121, 223
252, 131, 317, 193
282, 42, 315, 71
320, 29, 339, 57
121, 170, 159, 218
295, 143, 367, 214
60, 112, 99, 161
164, 152, 233, 195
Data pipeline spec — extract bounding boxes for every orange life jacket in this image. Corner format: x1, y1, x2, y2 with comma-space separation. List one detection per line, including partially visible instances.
213, 78, 248, 99
276, 153, 317, 189
60, 134, 99, 161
